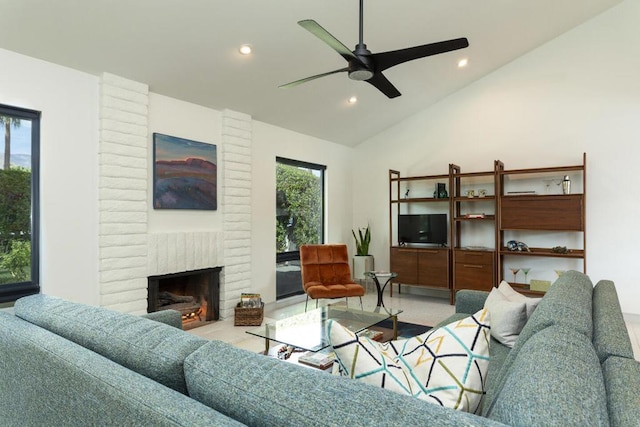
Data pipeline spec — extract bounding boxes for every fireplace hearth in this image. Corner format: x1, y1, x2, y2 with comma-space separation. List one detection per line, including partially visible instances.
148, 267, 221, 329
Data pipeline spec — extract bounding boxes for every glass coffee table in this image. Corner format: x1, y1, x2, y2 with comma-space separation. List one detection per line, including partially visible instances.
246, 305, 402, 355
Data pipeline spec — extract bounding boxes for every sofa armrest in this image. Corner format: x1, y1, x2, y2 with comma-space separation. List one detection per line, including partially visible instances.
455, 290, 490, 314
141, 310, 183, 330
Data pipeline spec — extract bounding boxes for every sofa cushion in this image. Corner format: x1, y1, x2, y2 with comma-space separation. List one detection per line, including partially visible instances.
184, 340, 509, 427
484, 287, 527, 347
485, 325, 609, 426
593, 280, 635, 362
482, 270, 594, 415
0, 312, 242, 427
602, 356, 640, 426
14, 294, 207, 394
328, 309, 491, 413
497, 280, 541, 319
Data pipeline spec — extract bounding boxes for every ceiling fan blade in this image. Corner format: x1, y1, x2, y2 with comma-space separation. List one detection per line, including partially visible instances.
372, 38, 469, 72
365, 72, 401, 99
279, 67, 349, 89
298, 19, 363, 65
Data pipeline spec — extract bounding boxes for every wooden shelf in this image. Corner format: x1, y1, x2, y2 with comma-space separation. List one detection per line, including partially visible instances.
499, 247, 584, 259
453, 195, 495, 202
391, 197, 449, 203
509, 282, 546, 297
390, 153, 586, 304
454, 215, 496, 221
500, 164, 584, 176
390, 174, 448, 182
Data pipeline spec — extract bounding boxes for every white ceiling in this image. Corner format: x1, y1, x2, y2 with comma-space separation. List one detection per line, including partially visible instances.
0, 0, 620, 146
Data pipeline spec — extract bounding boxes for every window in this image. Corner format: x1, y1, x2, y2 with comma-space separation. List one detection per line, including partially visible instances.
0, 104, 40, 303
275, 157, 325, 299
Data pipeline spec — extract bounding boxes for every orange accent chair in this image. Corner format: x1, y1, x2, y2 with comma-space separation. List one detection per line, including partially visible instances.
299, 244, 365, 311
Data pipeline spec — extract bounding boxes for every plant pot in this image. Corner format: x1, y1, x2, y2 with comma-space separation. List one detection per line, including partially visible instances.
353, 255, 374, 280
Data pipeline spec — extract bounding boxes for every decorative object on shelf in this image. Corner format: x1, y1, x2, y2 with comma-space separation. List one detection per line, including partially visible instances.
506, 240, 531, 252
434, 182, 448, 199
404, 188, 410, 199
521, 267, 531, 284
551, 246, 569, 254
509, 267, 520, 283
478, 189, 487, 198
352, 225, 373, 280
530, 279, 552, 292
466, 189, 475, 198
464, 213, 485, 218
562, 175, 571, 194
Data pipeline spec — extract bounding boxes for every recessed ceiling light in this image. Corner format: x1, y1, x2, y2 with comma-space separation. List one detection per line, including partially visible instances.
239, 44, 252, 55
348, 96, 358, 104
458, 58, 468, 68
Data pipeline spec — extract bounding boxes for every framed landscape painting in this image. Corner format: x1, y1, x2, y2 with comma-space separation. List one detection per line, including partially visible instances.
153, 133, 217, 210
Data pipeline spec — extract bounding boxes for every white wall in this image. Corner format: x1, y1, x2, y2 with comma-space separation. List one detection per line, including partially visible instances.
353, 0, 640, 314
252, 121, 354, 302
0, 48, 100, 304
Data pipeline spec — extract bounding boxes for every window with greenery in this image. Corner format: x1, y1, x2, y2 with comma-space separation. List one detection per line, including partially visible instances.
275, 157, 325, 299
0, 104, 40, 303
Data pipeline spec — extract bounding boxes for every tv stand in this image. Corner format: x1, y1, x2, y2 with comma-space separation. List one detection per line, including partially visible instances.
389, 246, 450, 297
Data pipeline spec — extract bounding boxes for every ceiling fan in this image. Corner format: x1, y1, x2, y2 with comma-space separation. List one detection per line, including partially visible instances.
280, 0, 469, 99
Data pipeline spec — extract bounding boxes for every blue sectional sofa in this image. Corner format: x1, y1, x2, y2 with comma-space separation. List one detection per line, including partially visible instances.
1, 270, 638, 426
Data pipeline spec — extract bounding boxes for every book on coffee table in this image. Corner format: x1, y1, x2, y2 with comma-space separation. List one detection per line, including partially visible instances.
357, 328, 384, 341
298, 350, 335, 370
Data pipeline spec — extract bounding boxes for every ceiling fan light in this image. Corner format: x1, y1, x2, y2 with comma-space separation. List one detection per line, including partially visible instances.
348, 96, 358, 104
458, 58, 468, 68
349, 69, 374, 81
239, 44, 252, 55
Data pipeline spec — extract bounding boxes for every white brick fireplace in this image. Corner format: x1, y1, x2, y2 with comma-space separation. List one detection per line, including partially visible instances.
98, 73, 251, 319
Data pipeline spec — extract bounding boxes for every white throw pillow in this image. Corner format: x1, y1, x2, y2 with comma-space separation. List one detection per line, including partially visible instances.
484, 287, 527, 347
498, 280, 541, 319
328, 309, 491, 414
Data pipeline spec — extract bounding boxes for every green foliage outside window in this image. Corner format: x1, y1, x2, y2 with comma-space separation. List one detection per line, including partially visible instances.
0, 240, 30, 282
276, 163, 322, 252
0, 167, 31, 284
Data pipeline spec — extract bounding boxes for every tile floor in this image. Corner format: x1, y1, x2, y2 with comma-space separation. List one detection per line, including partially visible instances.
188, 286, 640, 361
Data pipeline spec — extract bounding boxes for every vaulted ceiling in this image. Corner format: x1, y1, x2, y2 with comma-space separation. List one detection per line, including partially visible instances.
0, 0, 621, 146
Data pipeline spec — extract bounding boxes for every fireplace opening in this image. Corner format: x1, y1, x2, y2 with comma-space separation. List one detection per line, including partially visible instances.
148, 267, 221, 330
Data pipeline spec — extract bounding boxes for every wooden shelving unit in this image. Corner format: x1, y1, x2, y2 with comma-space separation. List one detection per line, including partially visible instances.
388, 153, 587, 303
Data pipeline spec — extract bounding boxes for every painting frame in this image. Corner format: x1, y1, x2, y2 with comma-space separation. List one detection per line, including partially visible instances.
153, 133, 217, 210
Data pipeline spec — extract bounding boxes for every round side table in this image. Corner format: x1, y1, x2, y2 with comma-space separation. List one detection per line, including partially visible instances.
364, 271, 398, 307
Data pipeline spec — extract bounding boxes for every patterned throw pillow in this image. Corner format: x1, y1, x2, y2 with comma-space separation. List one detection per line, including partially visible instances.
328, 309, 490, 413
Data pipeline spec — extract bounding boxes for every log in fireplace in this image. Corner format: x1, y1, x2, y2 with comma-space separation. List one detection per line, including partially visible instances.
147, 267, 221, 329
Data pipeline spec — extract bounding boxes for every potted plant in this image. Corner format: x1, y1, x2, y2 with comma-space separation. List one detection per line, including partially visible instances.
352, 225, 374, 280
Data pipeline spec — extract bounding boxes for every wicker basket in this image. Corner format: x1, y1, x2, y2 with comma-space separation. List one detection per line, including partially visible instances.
234, 302, 264, 326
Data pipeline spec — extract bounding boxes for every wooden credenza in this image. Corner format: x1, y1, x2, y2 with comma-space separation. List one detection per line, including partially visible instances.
453, 249, 495, 292
390, 247, 450, 295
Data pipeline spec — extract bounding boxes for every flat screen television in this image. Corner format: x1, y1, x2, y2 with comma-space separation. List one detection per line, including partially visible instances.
398, 214, 448, 246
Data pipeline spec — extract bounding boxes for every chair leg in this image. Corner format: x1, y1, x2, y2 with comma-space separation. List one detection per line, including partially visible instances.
359, 296, 363, 310
305, 295, 309, 312
316, 299, 319, 309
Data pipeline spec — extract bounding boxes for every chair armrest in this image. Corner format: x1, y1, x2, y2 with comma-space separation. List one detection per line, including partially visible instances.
455, 290, 490, 314
141, 310, 183, 329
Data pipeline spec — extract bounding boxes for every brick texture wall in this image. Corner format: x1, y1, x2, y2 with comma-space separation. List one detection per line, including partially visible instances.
98, 73, 149, 313
220, 109, 252, 319
98, 74, 251, 318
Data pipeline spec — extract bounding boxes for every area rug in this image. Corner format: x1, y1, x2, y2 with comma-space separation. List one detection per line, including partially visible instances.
368, 319, 432, 341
